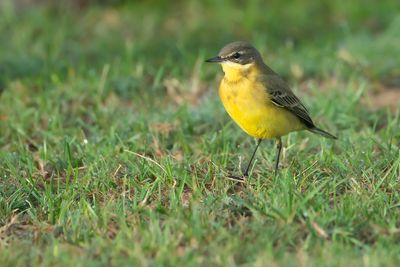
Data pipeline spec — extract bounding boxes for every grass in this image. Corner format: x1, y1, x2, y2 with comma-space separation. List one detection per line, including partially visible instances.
0, 1, 400, 266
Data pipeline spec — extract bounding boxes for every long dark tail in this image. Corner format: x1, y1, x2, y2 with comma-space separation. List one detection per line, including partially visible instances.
309, 127, 337, 139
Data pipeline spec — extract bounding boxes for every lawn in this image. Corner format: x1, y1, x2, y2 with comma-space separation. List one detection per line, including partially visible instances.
0, 1, 400, 266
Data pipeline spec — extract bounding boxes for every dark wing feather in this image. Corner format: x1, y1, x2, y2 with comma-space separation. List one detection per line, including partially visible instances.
259, 73, 315, 128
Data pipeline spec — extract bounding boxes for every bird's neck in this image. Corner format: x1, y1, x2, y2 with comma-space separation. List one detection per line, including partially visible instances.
221, 63, 259, 82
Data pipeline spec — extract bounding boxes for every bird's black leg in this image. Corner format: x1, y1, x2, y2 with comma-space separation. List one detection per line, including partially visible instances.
226, 139, 262, 182
243, 139, 262, 177
275, 138, 282, 176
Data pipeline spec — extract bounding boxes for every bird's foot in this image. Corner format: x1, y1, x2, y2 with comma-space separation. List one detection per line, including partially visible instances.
226, 173, 247, 183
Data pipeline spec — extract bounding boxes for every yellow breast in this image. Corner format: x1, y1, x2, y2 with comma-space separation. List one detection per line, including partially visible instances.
218, 64, 304, 139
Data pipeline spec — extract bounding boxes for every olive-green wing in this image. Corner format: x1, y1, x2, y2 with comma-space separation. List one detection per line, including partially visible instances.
259, 73, 315, 128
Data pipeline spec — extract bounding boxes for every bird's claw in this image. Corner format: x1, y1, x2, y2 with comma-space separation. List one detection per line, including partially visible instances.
226, 173, 247, 183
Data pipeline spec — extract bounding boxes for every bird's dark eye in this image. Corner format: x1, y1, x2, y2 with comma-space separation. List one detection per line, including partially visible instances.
232, 52, 241, 59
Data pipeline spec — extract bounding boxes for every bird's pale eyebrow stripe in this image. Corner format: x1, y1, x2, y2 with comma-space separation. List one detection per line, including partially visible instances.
226, 51, 243, 58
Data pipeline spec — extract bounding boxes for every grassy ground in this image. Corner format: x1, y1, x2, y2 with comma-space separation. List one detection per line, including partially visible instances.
1, 1, 400, 266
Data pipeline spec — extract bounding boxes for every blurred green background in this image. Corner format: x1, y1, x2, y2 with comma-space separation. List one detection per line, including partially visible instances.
1, 0, 400, 87
0, 0, 399, 266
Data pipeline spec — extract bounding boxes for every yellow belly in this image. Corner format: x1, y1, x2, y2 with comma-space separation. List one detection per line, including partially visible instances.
219, 78, 305, 139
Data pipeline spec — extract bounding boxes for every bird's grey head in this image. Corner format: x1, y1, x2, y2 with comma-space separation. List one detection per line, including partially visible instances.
206, 41, 262, 65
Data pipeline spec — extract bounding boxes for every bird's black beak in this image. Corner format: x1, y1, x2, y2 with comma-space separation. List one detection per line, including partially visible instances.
205, 56, 224, 63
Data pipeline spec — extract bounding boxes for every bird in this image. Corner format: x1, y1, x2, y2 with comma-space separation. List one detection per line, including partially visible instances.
205, 41, 336, 180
